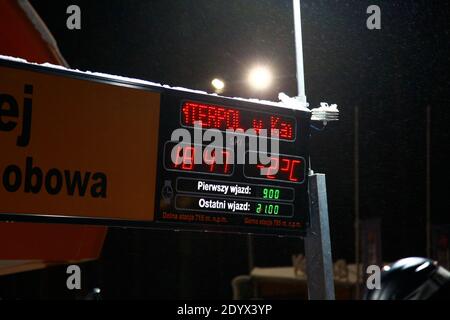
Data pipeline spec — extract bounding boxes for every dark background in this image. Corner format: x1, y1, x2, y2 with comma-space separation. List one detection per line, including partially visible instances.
1, 0, 449, 299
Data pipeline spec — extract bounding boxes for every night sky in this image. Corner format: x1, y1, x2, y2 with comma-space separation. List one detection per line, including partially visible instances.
1, 0, 449, 299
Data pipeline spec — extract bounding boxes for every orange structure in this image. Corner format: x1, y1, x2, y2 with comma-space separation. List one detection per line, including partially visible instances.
0, 0, 107, 275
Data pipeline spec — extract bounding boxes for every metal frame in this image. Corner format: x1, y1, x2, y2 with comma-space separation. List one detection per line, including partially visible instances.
305, 173, 335, 299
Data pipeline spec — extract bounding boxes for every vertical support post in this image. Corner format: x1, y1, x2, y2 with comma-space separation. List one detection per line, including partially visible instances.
354, 105, 361, 298
247, 234, 255, 273
305, 173, 335, 300
426, 105, 431, 258
293, 0, 307, 104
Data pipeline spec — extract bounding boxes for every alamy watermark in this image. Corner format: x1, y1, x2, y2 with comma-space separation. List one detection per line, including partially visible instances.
64, 5, 380, 32
170, 122, 280, 176
366, 265, 381, 290
367, 5, 381, 30
66, 264, 81, 290
66, 5, 81, 30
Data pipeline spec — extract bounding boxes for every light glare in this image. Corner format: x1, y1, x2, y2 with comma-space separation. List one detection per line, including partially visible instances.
248, 66, 273, 90
211, 78, 225, 91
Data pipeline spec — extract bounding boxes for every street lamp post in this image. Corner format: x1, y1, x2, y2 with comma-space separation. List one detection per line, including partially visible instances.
293, 0, 307, 106
293, 0, 336, 300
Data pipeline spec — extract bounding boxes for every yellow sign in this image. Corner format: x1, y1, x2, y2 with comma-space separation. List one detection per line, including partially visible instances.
0, 63, 160, 221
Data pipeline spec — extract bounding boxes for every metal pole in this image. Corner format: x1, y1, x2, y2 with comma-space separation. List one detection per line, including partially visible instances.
247, 234, 254, 273
305, 174, 335, 300
293, 0, 307, 104
426, 105, 431, 258
354, 106, 361, 298
293, 0, 334, 299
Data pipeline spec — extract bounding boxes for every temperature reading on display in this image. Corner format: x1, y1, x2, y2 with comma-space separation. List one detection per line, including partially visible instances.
181, 101, 296, 140
244, 152, 306, 184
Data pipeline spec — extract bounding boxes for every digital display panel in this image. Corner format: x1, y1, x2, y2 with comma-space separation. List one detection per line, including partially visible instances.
181, 101, 296, 141
156, 93, 311, 237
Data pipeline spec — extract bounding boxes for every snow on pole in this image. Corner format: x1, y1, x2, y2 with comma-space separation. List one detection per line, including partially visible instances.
293, 0, 307, 105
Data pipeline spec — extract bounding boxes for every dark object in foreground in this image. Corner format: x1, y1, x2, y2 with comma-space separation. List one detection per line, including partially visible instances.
365, 257, 450, 300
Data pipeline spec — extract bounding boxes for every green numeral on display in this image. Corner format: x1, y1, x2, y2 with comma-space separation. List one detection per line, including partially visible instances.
263, 188, 280, 200
256, 203, 279, 215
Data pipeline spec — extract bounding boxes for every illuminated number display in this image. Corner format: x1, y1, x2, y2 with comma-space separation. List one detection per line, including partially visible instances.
175, 195, 294, 218
176, 178, 295, 202
181, 101, 296, 141
244, 151, 306, 184
256, 203, 280, 215
163, 141, 233, 176
262, 188, 281, 200
157, 94, 311, 236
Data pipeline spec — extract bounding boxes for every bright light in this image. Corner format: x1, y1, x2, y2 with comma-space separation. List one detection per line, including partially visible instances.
248, 66, 273, 90
211, 78, 225, 92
